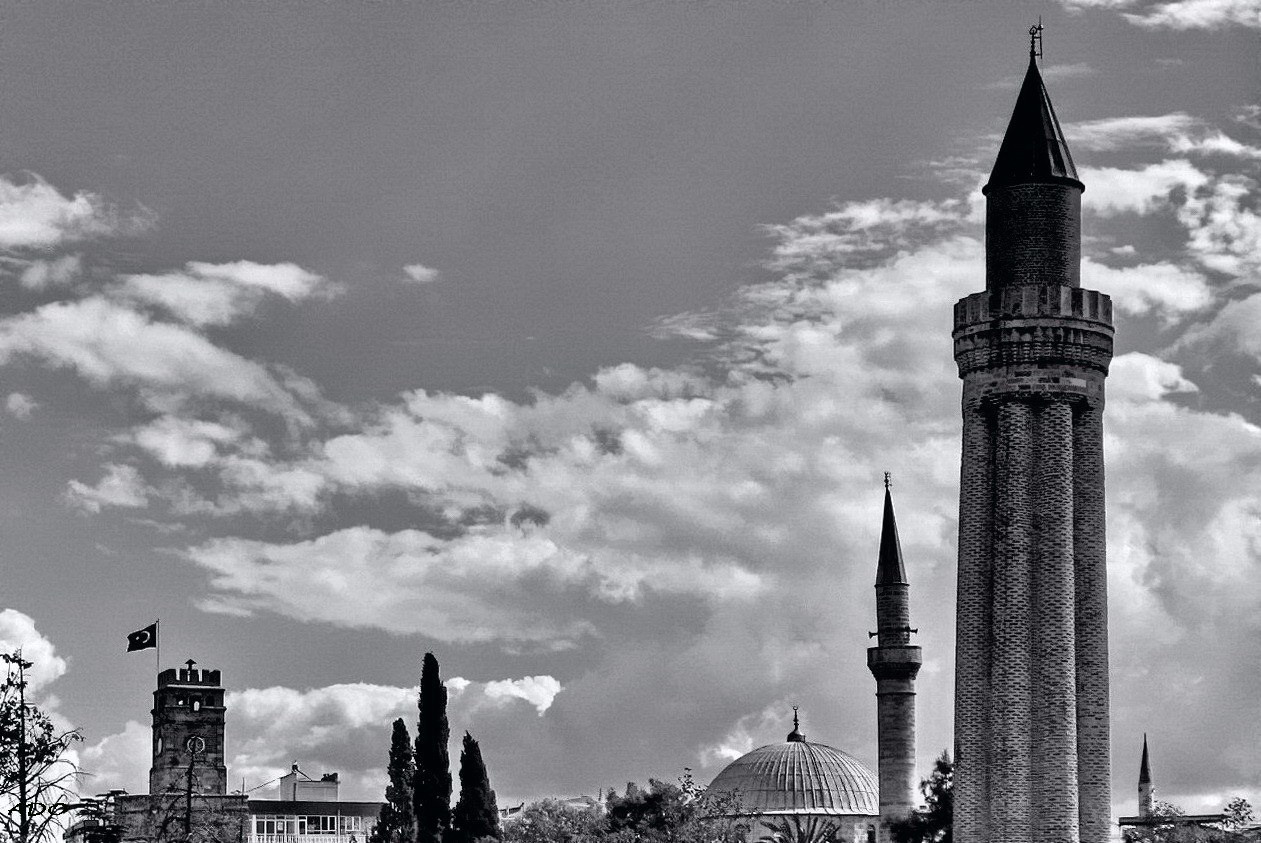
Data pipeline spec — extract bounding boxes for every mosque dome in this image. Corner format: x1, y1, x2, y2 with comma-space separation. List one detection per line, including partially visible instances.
706, 723, 879, 819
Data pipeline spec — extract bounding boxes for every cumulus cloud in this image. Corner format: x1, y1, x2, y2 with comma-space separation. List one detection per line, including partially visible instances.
115, 261, 335, 327
189, 525, 760, 645
5, 391, 37, 418
481, 676, 563, 715
65, 463, 150, 513
1079, 159, 1209, 216
403, 263, 440, 284
80, 721, 151, 795
0, 298, 311, 420
1176, 291, 1261, 361
0, 174, 147, 249
19, 254, 82, 290
1081, 258, 1212, 318
0, 609, 67, 691
1059, 0, 1261, 29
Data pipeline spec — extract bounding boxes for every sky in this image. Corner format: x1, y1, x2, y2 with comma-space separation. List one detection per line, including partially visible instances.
0, 0, 1258, 826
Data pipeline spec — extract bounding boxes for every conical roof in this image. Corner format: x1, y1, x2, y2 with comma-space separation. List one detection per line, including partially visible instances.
1139, 734, 1152, 785
708, 739, 879, 817
876, 486, 907, 586
985, 55, 1082, 194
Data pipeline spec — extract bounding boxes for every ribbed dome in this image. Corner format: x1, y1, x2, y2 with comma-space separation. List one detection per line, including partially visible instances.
707, 740, 879, 817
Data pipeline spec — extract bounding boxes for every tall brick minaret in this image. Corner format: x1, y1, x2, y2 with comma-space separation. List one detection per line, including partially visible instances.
951, 32, 1114, 843
867, 476, 921, 841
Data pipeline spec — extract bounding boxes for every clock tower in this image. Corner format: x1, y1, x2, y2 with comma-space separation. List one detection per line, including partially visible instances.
149, 660, 229, 796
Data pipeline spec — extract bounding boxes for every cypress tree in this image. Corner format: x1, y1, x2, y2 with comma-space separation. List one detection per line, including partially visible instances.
414, 652, 452, 843
370, 719, 417, 843
451, 732, 500, 843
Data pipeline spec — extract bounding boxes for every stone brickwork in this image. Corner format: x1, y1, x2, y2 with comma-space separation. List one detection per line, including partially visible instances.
952, 55, 1113, 843
150, 665, 230, 797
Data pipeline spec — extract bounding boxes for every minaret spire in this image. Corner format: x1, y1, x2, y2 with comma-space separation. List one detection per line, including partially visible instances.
868, 478, 922, 843
1138, 735, 1154, 817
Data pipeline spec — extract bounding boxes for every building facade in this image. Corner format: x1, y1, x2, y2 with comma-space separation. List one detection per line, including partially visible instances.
65, 666, 382, 843
952, 45, 1114, 843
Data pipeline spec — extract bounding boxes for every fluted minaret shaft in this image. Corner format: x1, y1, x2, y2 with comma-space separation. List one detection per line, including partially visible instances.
868, 485, 922, 843
952, 49, 1113, 843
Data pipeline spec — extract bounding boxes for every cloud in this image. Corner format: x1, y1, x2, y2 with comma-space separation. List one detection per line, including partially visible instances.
1079, 159, 1210, 216
188, 524, 761, 645
19, 254, 82, 290
1122, 0, 1261, 29
0, 174, 147, 250
5, 392, 37, 418
115, 261, 335, 327
1081, 258, 1212, 318
403, 263, 440, 284
0, 297, 311, 419
1059, 0, 1261, 29
123, 416, 249, 468
1070, 113, 1261, 159
65, 463, 150, 513
480, 676, 563, 715
80, 721, 151, 796
0, 609, 67, 692
1176, 291, 1261, 361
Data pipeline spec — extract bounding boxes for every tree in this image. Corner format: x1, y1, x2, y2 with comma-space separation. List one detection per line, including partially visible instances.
0, 650, 83, 843
414, 653, 452, 843
500, 800, 603, 843
371, 719, 418, 843
1123, 798, 1256, 843
889, 751, 953, 843
451, 732, 500, 843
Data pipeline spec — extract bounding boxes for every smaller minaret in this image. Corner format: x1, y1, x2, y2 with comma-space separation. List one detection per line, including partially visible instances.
1138, 735, 1154, 817
867, 475, 922, 842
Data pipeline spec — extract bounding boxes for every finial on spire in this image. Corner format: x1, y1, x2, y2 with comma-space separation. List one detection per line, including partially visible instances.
1029, 17, 1044, 60
793, 705, 799, 731
884, 471, 891, 491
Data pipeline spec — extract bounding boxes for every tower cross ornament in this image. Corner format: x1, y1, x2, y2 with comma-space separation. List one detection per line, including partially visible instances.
1030, 18, 1044, 59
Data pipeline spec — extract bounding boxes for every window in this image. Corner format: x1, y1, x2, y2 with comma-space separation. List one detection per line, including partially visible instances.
192, 698, 201, 712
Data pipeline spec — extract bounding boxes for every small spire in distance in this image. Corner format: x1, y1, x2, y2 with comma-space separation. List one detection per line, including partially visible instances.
876, 476, 908, 586
1139, 733, 1152, 784
787, 706, 806, 742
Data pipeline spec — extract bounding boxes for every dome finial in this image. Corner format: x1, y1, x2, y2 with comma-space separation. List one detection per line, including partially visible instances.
787, 706, 806, 742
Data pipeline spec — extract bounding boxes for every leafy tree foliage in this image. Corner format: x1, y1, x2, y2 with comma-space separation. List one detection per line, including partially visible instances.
501, 775, 749, 843
414, 653, 452, 843
889, 751, 953, 843
1123, 798, 1256, 843
500, 799, 604, 843
452, 732, 500, 843
371, 718, 418, 843
0, 651, 82, 843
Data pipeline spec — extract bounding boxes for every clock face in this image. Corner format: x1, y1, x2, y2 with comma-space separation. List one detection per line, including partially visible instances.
185, 736, 206, 755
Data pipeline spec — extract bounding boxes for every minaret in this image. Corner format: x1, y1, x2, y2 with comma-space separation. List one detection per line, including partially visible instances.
952, 28, 1114, 843
867, 476, 922, 841
1138, 735, 1154, 817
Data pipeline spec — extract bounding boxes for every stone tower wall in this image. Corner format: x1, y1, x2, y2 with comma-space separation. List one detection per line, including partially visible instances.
149, 666, 230, 796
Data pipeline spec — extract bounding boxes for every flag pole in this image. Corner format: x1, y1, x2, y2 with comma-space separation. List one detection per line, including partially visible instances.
155, 618, 160, 674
